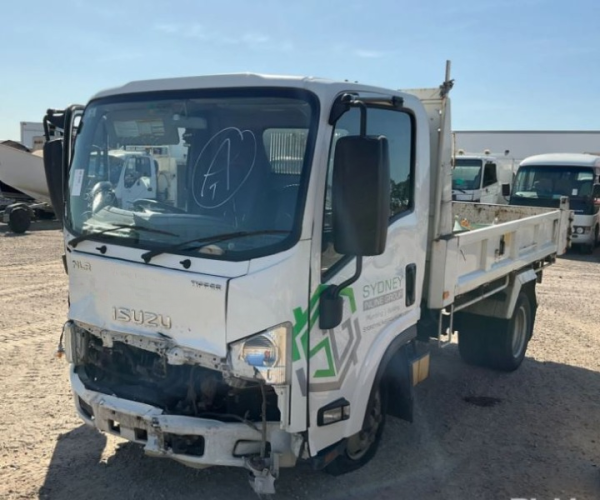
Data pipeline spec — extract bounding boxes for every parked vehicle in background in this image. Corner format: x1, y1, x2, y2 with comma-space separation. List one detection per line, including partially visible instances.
0, 141, 54, 233
20, 121, 45, 151
452, 153, 514, 204
42, 63, 571, 495
509, 153, 600, 253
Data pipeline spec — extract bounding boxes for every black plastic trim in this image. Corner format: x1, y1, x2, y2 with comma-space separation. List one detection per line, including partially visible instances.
317, 397, 351, 426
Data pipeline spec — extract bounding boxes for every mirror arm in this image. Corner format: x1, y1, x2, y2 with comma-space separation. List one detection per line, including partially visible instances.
319, 257, 363, 330
332, 256, 363, 296
43, 109, 66, 141
357, 102, 367, 136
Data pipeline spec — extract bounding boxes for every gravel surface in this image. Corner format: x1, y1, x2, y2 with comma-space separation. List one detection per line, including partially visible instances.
1, 221, 599, 500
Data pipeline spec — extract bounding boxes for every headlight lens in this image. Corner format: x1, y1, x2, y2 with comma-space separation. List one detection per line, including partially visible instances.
229, 323, 290, 385
242, 335, 278, 368
63, 321, 75, 363
576, 226, 584, 234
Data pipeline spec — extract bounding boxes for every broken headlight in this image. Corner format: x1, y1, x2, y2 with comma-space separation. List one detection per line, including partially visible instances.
229, 323, 290, 385
62, 321, 88, 364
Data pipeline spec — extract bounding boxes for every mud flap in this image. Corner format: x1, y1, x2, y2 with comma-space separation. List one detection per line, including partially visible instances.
382, 343, 415, 422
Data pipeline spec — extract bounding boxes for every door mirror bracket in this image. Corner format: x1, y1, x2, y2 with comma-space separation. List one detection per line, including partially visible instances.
319, 257, 363, 330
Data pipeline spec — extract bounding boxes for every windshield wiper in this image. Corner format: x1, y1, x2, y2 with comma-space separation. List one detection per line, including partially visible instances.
68, 224, 178, 248
141, 229, 291, 263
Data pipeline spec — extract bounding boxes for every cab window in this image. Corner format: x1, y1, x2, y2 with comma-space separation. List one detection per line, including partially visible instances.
322, 106, 414, 278
483, 162, 497, 187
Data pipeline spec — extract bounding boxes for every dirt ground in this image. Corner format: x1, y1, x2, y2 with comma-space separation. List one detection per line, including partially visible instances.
1, 221, 599, 500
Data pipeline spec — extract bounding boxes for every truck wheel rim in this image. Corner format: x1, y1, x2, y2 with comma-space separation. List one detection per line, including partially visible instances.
346, 390, 382, 460
511, 305, 527, 358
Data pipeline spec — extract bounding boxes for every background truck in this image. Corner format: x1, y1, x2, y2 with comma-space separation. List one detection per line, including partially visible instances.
43, 63, 571, 495
509, 153, 600, 253
452, 152, 515, 204
20, 121, 46, 151
0, 140, 54, 233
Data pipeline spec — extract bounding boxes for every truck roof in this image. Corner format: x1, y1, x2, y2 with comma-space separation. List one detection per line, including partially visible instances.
455, 155, 497, 161
520, 153, 600, 168
91, 73, 417, 102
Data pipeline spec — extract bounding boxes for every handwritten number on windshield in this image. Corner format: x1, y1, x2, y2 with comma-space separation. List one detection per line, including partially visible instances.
191, 127, 257, 209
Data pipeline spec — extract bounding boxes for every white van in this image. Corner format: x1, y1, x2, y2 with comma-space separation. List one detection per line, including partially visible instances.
510, 153, 600, 252
452, 154, 513, 204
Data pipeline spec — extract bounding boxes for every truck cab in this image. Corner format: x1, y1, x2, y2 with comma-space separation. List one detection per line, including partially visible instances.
510, 153, 600, 252
452, 154, 513, 204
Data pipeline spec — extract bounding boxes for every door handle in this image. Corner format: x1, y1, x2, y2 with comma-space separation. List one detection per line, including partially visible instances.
406, 264, 417, 307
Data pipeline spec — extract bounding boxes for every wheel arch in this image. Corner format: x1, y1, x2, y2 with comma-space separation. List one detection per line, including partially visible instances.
456, 269, 538, 320
373, 325, 417, 422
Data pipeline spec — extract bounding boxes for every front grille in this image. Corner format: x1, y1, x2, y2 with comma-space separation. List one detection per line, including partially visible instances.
76, 329, 280, 422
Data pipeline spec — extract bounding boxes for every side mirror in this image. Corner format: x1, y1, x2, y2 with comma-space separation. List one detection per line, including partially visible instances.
319, 135, 390, 330
332, 135, 390, 256
43, 139, 65, 222
502, 183, 511, 197
592, 184, 600, 206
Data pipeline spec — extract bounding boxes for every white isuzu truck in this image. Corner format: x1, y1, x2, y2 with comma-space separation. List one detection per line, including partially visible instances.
43, 64, 571, 494
452, 153, 515, 204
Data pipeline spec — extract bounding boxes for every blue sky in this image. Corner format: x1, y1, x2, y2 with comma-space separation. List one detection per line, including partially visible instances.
1, 0, 599, 140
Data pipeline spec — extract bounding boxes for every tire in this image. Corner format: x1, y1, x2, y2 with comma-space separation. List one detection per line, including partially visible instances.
457, 292, 534, 372
324, 385, 386, 476
486, 293, 533, 371
8, 207, 31, 234
457, 327, 489, 366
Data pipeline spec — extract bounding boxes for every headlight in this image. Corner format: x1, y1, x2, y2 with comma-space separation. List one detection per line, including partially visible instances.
242, 335, 279, 368
574, 226, 590, 234
62, 321, 88, 365
576, 227, 584, 234
63, 321, 76, 363
229, 323, 290, 385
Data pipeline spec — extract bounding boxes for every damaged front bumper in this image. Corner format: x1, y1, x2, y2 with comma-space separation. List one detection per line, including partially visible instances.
71, 368, 288, 468
65, 321, 301, 478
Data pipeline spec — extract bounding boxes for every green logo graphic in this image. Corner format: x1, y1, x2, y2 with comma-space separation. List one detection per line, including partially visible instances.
292, 286, 360, 391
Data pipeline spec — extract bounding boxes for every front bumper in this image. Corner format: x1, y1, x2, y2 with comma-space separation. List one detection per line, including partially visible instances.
70, 367, 282, 468
571, 232, 594, 245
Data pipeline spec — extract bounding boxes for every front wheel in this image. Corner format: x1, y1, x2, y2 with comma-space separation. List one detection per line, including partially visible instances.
324, 385, 386, 476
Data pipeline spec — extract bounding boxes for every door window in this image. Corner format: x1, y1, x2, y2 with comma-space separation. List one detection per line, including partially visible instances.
321, 106, 414, 278
483, 162, 498, 187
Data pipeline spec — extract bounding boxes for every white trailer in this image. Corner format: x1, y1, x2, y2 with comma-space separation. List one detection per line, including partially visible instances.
43, 64, 571, 494
20, 122, 45, 151
0, 142, 53, 232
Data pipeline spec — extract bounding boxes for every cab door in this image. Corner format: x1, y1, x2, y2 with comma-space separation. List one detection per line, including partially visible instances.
481, 161, 500, 203
306, 100, 425, 456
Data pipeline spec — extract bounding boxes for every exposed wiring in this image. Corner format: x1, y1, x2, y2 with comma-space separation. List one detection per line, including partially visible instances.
260, 382, 267, 459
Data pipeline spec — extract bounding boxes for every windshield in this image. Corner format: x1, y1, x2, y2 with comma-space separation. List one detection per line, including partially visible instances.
67, 89, 318, 260
452, 159, 483, 190
512, 165, 595, 213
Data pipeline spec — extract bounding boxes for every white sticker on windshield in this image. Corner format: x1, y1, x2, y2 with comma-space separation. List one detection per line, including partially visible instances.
72, 169, 84, 196
572, 188, 578, 196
